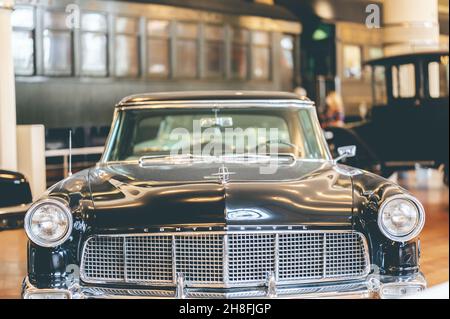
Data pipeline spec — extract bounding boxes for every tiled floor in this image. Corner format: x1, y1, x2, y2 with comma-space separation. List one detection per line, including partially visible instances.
0, 170, 448, 299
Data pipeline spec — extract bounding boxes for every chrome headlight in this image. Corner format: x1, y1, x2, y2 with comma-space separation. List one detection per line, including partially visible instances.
24, 199, 72, 247
377, 195, 425, 242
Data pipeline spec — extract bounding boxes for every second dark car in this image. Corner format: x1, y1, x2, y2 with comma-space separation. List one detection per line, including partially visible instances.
0, 169, 32, 230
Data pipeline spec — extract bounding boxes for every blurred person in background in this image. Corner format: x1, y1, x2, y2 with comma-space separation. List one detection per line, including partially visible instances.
293, 86, 307, 98
320, 91, 345, 128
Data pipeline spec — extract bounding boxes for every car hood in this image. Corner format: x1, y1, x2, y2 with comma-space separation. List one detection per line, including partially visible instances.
85, 161, 354, 232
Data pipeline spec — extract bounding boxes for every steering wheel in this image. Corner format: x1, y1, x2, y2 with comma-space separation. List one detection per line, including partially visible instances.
190, 140, 234, 156
252, 140, 301, 155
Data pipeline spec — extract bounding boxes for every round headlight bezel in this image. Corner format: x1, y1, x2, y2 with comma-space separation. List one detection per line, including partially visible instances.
24, 198, 73, 248
377, 194, 425, 242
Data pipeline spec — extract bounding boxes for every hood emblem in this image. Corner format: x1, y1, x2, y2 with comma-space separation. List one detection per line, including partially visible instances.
204, 165, 235, 184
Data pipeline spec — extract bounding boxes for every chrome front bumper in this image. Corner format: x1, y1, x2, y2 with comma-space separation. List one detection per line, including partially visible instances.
23, 272, 427, 299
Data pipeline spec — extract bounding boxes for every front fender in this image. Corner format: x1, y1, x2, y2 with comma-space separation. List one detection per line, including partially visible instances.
351, 170, 421, 276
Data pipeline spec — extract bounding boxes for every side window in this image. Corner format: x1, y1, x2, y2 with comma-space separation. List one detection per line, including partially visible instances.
428, 57, 449, 98
12, 6, 35, 76
392, 64, 416, 98
373, 66, 387, 105
175, 22, 198, 78
147, 20, 171, 78
251, 31, 271, 80
204, 25, 225, 78
298, 109, 325, 159
231, 28, 249, 79
343, 44, 362, 79
115, 17, 139, 77
43, 10, 73, 75
81, 12, 108, 76
280, 34, 295, 91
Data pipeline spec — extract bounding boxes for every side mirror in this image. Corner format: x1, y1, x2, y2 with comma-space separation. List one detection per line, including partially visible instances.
334, 145, 356, 164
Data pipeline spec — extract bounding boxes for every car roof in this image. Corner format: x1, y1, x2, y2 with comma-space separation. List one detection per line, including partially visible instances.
117, 91, 312, 107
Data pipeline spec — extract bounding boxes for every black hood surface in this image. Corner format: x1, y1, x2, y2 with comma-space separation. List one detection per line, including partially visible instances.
84, 160, 354, 232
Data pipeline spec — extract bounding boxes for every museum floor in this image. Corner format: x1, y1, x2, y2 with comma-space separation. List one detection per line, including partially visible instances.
0, 170, 448, 299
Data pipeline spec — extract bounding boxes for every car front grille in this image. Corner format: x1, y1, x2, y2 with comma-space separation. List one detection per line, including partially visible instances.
80, 231, 369, 287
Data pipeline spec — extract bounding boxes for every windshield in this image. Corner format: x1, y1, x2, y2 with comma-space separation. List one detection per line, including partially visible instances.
103, 107, 330, 162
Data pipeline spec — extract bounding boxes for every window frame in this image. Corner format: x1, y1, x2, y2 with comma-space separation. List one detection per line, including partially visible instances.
280, 33, 296, 91
203, 24, 226, 79
80, 11, 109, 77
42, 9, 74, 76
174, 21, 200, 79
425, 56, 449, 100
391, 63, 418, 100
250, 30, 272, 81
114, 15, 140, 78
342, 43, 363, 81
146, 19, 172, 79
11, 5, 36, 76
230, 27, 250, 80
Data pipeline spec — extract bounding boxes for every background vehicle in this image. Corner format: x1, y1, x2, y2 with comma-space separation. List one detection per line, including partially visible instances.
0, 170, 32, 230
326, 51, 449, 184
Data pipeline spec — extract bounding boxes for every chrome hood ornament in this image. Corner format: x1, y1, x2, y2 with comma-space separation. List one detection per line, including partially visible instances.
204, 165, 235, 184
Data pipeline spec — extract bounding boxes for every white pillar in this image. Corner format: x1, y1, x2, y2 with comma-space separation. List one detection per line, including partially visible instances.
17, 125, 47, 199
383, 0, 440, 56
0, 0, 17, 171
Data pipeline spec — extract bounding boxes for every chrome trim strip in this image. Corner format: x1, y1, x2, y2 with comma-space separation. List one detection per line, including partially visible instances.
274, 233, 279, 281
323, 233, 327, 277
83, 229, 357, 237
79, 230, 371, 288
123, 237, 128, 283
171, 235, 176, 285
223, 234, 229, 284
117, 100, 315, 110
23, 273, 428, 299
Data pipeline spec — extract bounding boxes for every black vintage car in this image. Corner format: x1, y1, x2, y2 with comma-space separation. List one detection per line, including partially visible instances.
23, 91, 426, 299
0, 169, 32, 230
326, 51, 449, 184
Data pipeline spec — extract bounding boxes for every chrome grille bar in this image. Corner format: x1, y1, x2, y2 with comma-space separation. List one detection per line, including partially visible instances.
80, 231, 370, 287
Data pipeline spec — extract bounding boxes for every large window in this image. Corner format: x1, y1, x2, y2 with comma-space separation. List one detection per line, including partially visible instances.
43, 11, 73, 75
372, 66, 387, 105
81, 12, 108, 76
175, 22, 198, 78
147, 20, 170, 77
115, 17, 139, 77
392, 64, 416, 98
428, 57, 449, 98
280, 34, 295, 91
343, 44, 362, 79
12, 6, 35, 76
231, 28, 249, 79
204, 25, 225, 78
251, 31, 271, 80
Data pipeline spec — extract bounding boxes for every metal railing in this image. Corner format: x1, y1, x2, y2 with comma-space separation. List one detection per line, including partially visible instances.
45, 146, 104, 183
